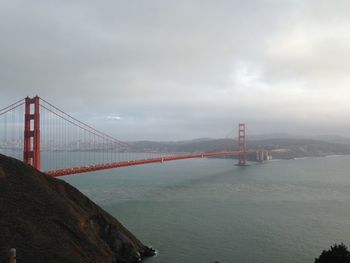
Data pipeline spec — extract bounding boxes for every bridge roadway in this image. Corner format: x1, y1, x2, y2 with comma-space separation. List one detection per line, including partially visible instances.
46, 150, 242, 177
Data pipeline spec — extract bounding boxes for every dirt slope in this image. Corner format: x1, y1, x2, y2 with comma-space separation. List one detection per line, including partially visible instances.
0, 154, 154, 263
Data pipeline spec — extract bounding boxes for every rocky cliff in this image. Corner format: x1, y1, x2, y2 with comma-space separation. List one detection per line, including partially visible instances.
0, 154, 155, 263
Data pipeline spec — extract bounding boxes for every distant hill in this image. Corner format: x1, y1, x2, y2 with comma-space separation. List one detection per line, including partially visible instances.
132, 138, 236, 153
249, 133, 350, 145
309, 135, 350, 145
0, 154, 155, 263
132, 137, 350, 159
249, 138, 350, 159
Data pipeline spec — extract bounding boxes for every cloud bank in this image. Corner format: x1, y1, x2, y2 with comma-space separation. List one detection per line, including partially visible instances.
0, 0, 349, 140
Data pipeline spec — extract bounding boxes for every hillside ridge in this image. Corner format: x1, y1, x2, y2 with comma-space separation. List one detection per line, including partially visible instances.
0, 154, 155, 263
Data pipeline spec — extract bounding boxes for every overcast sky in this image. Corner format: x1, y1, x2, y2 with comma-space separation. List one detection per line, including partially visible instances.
0, 0, 349, 140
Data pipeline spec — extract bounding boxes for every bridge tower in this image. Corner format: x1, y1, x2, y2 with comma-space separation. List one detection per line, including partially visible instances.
238, 123, 247, 166
23, 96, 41, 170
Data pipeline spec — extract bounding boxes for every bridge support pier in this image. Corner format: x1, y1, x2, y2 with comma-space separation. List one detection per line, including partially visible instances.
23, 96, 40, 170
238, 123, 247, 166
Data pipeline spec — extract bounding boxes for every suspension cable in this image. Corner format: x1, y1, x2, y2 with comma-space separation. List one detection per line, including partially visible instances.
0, 102, 25, 117
40, 97, 130, 147
0, 98, 25, 113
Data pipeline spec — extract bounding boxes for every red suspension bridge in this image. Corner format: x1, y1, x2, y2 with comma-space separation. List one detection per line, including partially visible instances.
0, 96, 247, 177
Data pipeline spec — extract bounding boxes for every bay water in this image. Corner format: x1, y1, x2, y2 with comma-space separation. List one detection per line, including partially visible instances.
63, 155, 350, 263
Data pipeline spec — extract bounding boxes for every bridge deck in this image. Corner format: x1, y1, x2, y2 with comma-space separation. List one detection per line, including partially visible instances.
46, 151, 241, 177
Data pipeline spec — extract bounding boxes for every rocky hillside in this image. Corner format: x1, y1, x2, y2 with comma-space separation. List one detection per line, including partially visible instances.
0, 154, 155, 263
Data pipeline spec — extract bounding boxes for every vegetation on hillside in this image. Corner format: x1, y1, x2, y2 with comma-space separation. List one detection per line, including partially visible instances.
315, 243, 350, 263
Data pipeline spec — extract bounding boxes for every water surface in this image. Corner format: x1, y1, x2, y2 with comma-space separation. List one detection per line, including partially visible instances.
64, 155, 350, 263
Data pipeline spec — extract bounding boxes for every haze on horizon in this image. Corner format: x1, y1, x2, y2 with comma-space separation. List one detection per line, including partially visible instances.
0, 0, 349, 141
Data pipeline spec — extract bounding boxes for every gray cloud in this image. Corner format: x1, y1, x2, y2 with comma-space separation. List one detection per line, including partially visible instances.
1, 0, 349, 140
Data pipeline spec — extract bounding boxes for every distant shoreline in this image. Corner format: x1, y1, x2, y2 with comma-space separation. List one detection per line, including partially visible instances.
271, 153, 350, 161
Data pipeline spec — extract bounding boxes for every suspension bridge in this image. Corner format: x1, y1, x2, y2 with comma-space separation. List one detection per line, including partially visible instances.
0, 96, 248, 177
